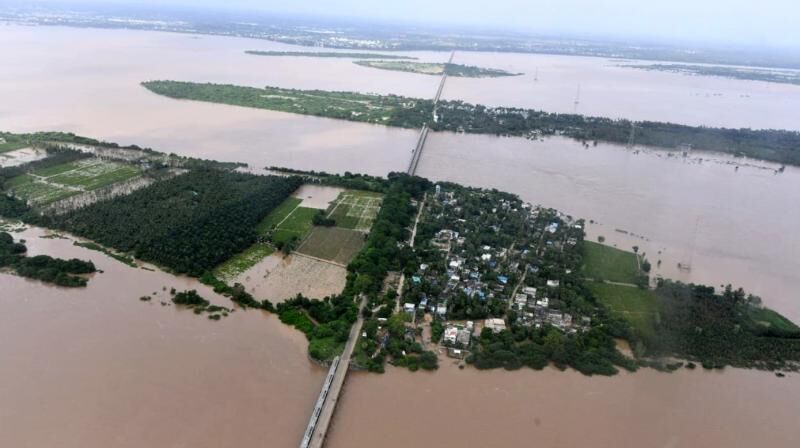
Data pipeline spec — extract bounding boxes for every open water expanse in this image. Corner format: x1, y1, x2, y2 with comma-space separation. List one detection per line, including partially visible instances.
1, 24, 798, 447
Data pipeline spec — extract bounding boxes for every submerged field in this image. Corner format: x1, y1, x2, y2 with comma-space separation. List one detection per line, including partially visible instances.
327, 190, 383, 232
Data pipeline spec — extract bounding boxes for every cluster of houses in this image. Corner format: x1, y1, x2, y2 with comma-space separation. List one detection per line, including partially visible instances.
402, 185, 593, 357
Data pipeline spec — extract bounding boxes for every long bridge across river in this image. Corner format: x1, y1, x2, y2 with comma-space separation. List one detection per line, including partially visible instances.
407, 50, 454, 175
300, 51, 454, 448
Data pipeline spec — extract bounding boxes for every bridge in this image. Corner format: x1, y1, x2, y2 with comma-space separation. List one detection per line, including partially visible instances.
299, 297, 366, 448
299, 51, 454, 448
407, 50, 454, 176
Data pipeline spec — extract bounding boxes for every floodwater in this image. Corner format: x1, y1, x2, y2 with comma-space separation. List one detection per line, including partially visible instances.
328, 362, 800, 448
418, 133, 800, 322
2, 24, 800, 448
236, 253, 347, 303
0, 226, 323, 448
0, 25, 427, 176
446, 52, 800, 130
292, 184, 345, 209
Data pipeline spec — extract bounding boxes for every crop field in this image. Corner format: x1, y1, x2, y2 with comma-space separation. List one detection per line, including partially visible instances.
327, 191, 382, 232
297, 227, 365, 265
580, 241, 642, 284
589, 282, 660, 340
6, 158, 142, 206
5, 174, 76, 205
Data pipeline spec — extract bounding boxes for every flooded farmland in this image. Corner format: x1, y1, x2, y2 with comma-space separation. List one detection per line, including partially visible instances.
1, 23, 800, 448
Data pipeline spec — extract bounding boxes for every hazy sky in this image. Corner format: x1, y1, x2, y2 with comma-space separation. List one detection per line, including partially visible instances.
24, 0, 800, 48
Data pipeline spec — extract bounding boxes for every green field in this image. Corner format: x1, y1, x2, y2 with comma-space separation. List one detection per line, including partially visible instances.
256, 196, 302, 235
255, 195, 317, 244
353, 60, 519, 77
0, 140, 28, 154
5, 174, 77, 204
581, 241, 643, 284
7, 158, 141, 206
589, 282, 660, 341
749, 308, 800, 332
297, 226, 365, 264
327, 191, 382, 232
213, 243, 274, 281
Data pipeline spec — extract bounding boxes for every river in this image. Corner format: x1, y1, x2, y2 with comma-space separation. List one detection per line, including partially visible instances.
1, 24, 799, 448
0, 226, 324, 447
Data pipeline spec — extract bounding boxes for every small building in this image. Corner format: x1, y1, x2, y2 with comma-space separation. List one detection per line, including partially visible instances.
546, 280, 560, 288
536, 297, 550, 308
497, 275, 509, 285
444, 325, 459, 344
435, 304, 448, 318
523, 286, 537, 297
411, 275, 422, 284
481, 253, 492, 261
456, 328, 471, 346
447, 347, 465, 359
403, 303, 416, 315
484, 318, 507, 333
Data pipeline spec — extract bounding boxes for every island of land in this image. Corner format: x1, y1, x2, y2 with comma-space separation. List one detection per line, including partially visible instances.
620, 63, 800, 86
2, 131, 799, 377
140, 81, 800, 166
245, 50, 416, 59
353, 60, 521, 77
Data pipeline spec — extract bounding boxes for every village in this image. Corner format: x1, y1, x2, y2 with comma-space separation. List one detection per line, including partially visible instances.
354, 182, 595, 370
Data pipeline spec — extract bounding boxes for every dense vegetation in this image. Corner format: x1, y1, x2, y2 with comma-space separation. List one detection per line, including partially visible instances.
637, 281, 800, 370
245, 50, 416, 59
0, 231, 96, 287
433, 101, 800, 166
34, 170, 302, 275
141, 81, 432, 129
143, 81, 800, 166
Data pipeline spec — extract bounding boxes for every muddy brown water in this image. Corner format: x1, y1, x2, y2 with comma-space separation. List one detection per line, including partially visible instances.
2, 24, 800, 448
0, 226, 324, 448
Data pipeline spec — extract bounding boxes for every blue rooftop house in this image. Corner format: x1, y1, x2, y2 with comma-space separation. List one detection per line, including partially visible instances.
412, 275, 422, 284
497, 275, 509, 285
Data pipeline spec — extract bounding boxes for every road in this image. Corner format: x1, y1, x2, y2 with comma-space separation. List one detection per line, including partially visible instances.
301, 296, 366, 448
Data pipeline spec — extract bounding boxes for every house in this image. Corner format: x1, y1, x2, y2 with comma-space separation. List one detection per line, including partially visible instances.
546, 222, 559, 234
456, 328, 471, 346
522, 286, 537, 297
435, 304, 448, 318
420, 263, 429, 272
535, 297, 550, 308
484, 318, 507, 333
547, 280, 560, 288
403, 303, 416, 315
412, 275, 422, 284
497, 275, 509, 285
419, 297, 429, 310
444, 325, 459, 344
447, 347, 465, 359
514, 294, 528, 308
481, 253, 492, 262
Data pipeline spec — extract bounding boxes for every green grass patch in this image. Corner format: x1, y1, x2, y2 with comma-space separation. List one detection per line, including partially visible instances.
256, 196, 302, 235
213, 243, 274, 281
589, 282, 659, 341
309, 336, 345, 361
749, 308, 800, 332
0, 141, 28, 154
278, 206, 317, 233
581, 241, 642, 284
47, 162, 140, 190
6, 174, 77, 205
297, 226, 365, 264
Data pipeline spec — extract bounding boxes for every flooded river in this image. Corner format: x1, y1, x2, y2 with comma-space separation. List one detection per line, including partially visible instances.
1, 24, 799, 448
328, 362, 800, 448
0, 226, 323, 448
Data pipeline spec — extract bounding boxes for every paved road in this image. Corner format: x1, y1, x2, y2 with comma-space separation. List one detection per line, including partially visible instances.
304, 296, 366, 448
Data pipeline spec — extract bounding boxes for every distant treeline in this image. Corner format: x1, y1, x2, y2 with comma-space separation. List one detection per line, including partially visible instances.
33, 170, 302, 276
620, 63, 800, 86
141, 81, 800, 166
0, 232, 96, 287
245, 50, 416, 60
432, 102, 800, 166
